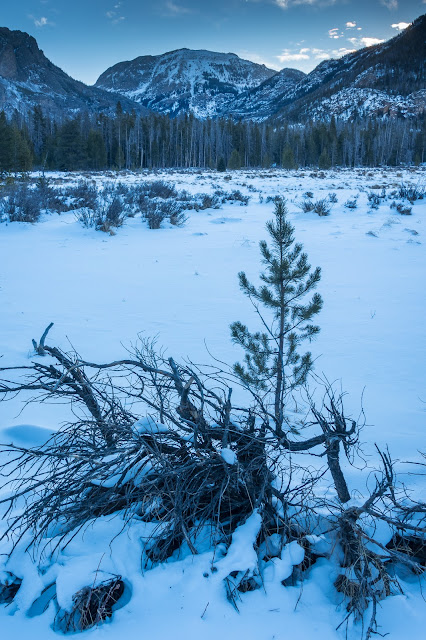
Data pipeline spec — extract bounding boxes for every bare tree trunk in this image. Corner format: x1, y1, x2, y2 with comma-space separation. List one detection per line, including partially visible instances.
326, 439, 351, 503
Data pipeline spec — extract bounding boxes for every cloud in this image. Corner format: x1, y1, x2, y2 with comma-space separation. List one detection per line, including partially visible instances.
274, 0, 339, 8
277, 45, 355, 64
247, 0, 341, 9
391, 22, 411, 31
360, 37, 385, 46
311, 48, 332, 60
237, 50, 282, 71
277, 48, 310, 62
328, 28, 342, 39
333, 47, 356, 57
106, 2, 126, 24
380, 0, 398, 10
312, 46, 355, 59
348, 36, 385, 47
164, 1, 193, 15
30, 16, 54, 28
346, 21, 356, 28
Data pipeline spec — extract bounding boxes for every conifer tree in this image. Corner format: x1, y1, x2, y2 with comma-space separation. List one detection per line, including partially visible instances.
57, 118, 87, 170
230, 198, 322, 435
217, 156, 226, 172
10, 126, 32, 172
261, 153, 272, 168
281, 144, 296, 169
318, 147, 331, 170
87, 129, 107, 170
227, 149, 242, 170
0, 111, 13, 174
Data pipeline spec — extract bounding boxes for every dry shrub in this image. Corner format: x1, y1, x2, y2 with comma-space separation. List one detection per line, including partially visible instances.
67, 180, 98, 209
390, 200, 412, 215
76, 194, 127, 233
398, 183, 424, 203
298, 198, 315, 213
0, 183, 42, 223
313, 199, 331, 216
57, 577, 125, 632
344, 197, 358, 210
0, 328, 425, 638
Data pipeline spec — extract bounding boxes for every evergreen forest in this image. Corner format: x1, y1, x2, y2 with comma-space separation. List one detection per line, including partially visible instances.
0, 105, 424, 173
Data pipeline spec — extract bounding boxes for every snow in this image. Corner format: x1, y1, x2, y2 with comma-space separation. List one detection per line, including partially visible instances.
132, 417, 169, 435
221, 447, 237, 465
96, 49, 276, 118
216, 510, 261, 575
0, 166, 425, 638
308, 87, 426, 120
0, 424, 53, 448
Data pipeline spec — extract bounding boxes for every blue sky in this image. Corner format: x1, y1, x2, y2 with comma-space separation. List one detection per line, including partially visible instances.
2, 1, 425, 84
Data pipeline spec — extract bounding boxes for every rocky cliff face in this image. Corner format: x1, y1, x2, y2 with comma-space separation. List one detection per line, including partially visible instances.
223, 67, 306, 121
0, 27, 139, 117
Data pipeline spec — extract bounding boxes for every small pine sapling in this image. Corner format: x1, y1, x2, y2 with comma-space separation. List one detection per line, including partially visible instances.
230, 197, 323, 435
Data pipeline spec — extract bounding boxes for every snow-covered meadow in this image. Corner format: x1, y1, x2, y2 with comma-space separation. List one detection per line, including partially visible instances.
0, 167, 425, 639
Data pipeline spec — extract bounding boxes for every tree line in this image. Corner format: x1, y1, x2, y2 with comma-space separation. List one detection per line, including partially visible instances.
0, 104, 424, 173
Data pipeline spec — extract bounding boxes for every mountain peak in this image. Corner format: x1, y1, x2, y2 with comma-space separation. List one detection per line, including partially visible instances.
0, 26, 143, 117
95, 48, 278, 118
0, 15, 424, 123
0, 27, 45, 82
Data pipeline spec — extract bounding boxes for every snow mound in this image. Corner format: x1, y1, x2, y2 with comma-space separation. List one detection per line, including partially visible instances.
221, 448, 237, 465
0, 424, 53, 447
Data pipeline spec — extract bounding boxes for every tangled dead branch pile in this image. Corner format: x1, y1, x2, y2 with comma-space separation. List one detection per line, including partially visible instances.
0, 326, 425, 636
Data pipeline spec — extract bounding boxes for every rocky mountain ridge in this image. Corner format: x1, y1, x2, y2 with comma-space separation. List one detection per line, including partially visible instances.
0, 27, 141, 117
266, 14, 426, 121
95, 48, 278, 118
0, 15, 425, 122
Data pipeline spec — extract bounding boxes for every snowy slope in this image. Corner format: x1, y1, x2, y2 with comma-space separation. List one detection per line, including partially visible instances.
95, 48, 277, 118
230, 15, 425, 121
271, 15, 426, 121
306, 87, 426, 120
223, 67, 306, 121
1, 168, 425, 456
0, 167, 425, 639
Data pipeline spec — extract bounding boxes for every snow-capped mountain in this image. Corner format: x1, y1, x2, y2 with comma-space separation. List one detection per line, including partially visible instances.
266, 14, 426, 121
223, 67, 306, 121
95, 48, 277, 118
94, 15, 425, 122
0, 14, 424, 123
0, 27, 138, 117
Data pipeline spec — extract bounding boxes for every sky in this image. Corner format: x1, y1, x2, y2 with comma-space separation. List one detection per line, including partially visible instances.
2, 0, 425, 85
